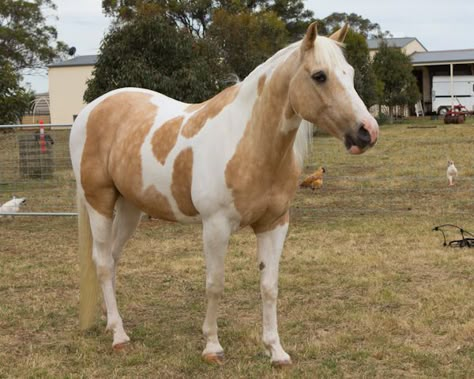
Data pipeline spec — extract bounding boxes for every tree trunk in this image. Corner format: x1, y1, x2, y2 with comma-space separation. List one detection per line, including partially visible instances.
388, 105, 394, 124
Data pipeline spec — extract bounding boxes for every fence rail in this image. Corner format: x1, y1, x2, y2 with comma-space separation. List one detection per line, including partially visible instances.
0, 212, 77, 217
0, 123, 73, 129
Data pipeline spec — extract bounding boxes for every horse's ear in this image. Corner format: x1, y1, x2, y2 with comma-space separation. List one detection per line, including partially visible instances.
329, 23, 350, 43
302, 22, 318, 52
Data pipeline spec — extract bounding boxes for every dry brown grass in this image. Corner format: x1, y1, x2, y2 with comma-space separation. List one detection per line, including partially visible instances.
1, 118, 474, 378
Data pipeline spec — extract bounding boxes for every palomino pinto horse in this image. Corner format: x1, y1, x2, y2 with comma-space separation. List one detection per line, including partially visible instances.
70, 23, 378, 366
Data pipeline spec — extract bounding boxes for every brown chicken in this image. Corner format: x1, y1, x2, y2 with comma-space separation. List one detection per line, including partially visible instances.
300, 167, 326, 190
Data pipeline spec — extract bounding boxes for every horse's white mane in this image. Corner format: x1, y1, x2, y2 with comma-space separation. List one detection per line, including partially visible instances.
246, 36, 346, 82
245, 41, 300, 82
293, 120, 313, 168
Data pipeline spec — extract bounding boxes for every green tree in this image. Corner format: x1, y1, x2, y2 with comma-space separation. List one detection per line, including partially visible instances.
207, 9, 288, 79
0, 0, 67, 123
319, 12, 387, 38
101, 0, 313, 40
372, 42, 419, 122
0, 60, 33, 124
268, 0, 314, 39
84, 14, 229, 103
91, 0, 313, 99
0, 0, 68, 72
344, 29, 377, 107
103, 0, 214, 36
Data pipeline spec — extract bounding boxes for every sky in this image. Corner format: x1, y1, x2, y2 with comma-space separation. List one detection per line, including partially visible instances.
23, 0, 474, 93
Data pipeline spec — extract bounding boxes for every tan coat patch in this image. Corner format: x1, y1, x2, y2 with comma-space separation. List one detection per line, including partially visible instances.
151, 116, 183, 165
225, 62, 300, 233
81, 91, 176, 220
141, 185, 177, 221
258, 211, 290, 234
181, 85, 240, 138
171, 147, 198, 216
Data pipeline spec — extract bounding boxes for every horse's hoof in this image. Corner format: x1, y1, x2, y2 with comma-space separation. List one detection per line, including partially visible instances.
271, 359, 292, 368
112, 341, 129, 351
202, 352, 224, 365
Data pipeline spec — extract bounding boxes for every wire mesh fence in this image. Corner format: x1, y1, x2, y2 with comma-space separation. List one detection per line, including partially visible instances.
0, 124, 76, 215
0, 122, 473, 220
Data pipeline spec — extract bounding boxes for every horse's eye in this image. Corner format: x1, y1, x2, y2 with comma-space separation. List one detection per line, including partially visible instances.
312, 71, 327, 83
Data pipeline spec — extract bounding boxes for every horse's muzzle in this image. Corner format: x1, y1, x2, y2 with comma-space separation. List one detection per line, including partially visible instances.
344, 121, 378, 155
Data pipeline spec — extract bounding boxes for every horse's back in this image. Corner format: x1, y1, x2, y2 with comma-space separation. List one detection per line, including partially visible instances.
71, 87, 191, 219
70, 87, 181, 153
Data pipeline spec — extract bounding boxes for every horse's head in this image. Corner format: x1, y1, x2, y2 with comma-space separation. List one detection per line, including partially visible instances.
289, 23, 379, 155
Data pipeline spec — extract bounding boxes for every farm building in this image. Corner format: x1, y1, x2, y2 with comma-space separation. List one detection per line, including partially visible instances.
411, 50, 474, 114
367, 37, 428, 59
46, 38, 474, 122
48, 55, 97, 124
368, 38, 474, 114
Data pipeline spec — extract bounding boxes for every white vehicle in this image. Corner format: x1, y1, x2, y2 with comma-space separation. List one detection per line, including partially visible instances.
432, 75, 474, 115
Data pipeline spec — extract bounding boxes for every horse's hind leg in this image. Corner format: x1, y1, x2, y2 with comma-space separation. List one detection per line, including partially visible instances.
110, 197, 142, 288
87, 205, 130, 348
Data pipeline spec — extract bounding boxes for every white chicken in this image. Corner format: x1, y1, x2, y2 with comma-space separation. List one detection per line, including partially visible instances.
447, 160, 458, 186
0, 196, 27, 215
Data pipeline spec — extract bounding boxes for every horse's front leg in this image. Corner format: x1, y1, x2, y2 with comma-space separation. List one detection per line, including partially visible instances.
255, 220, 292, 367
201, 215, 232, 364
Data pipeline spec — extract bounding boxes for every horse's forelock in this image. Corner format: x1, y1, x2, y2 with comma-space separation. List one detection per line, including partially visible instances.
312, 36, 348, 68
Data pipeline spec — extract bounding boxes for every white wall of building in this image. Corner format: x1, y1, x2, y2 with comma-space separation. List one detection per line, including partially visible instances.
48, 65, 94, 124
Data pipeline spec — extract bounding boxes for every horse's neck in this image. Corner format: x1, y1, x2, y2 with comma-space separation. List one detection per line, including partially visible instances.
239, 50, 301, 168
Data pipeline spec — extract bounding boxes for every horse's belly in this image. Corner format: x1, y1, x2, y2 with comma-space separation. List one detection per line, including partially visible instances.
113, 151, 202, 223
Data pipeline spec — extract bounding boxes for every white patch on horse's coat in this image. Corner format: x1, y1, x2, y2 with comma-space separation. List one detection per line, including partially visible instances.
189, 86, 256, 224
136, 86, 252, 223
140, 101, 194, 222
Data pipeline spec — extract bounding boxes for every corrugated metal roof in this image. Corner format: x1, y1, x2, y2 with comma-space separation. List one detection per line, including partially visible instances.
48, 55, 98, 68
411, 49, 474, 65
367, 37, 417, 50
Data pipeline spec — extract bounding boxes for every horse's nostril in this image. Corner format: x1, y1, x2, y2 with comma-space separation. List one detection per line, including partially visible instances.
344, 133, 355, 150
345, 124, 372, 152
357, 124, 371, 146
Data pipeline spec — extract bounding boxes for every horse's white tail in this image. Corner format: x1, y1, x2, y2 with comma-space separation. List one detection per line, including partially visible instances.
78, 196, 99, 329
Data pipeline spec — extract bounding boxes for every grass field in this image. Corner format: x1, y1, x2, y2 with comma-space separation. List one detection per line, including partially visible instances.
1, 118, 474, 378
